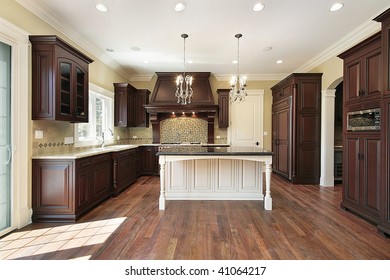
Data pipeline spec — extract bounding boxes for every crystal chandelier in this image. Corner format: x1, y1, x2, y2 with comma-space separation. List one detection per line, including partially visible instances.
230, 33, 247, 102
175, 34, 193, 105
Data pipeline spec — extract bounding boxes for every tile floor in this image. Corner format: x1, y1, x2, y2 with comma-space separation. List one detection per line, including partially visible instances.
0, 217, 126, 260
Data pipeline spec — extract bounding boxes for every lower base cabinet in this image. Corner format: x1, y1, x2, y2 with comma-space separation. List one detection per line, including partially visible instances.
139, 145, 159, 175
33, 153, 112, 222
341, 133, 381, 225
112, 148, 137, 196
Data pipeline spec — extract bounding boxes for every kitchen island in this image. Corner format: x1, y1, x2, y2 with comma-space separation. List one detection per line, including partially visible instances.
157, 145, 273, 210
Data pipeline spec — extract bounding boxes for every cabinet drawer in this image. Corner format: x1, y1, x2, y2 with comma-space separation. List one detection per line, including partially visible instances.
93, 153, 111, 164
76, 158, 92, 169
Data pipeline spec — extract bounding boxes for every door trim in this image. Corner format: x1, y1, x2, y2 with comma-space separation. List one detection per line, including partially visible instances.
0, 17, 31, 236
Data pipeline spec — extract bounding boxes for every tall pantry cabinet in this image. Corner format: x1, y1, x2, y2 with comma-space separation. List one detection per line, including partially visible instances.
271, 73, 322, 184
338, 32, 382, 226
374, 8, 390, 237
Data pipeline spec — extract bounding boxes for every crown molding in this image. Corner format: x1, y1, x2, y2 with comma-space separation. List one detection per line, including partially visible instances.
129, 74, 154, 82
294, 19, 381, 73
213, 73, 287, 82
16, 0, 133, 81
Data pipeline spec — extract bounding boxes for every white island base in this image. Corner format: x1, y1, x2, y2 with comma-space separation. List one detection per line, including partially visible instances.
158, 154, 272, 210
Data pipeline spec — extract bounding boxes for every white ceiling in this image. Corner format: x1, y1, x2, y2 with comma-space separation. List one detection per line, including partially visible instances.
16, 0, 390, 81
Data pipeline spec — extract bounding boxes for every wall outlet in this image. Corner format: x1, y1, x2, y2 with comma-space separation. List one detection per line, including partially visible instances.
64, 137, 74, 144
35, 130, 44, 139
132, 136, 138, 139
216, 136, 221, 139
263, 131, 268, 136
117, 135, 120, 140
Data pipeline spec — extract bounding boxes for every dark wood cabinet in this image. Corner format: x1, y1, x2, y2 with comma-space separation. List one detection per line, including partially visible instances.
112, 148, 137, 196
113, 83, 150, 127
339, 30, 383, 227
339, 32, 382, 106
139, 145, 159, 175
32, 153, 112, 222
134, 89, 150, 127
271, 73, 322, 184
113, 82, 136, 127
341, 134, 381, 224
30, 35, 93, 122
272, 97, 291, 180
374, 9, 390, 236
217, 89, 230, 128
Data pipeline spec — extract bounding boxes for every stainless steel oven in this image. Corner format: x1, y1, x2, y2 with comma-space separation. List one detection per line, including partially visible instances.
347, 108, 380, 131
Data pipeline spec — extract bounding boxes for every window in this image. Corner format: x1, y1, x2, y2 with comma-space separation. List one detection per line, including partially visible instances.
75, 84, 114, 146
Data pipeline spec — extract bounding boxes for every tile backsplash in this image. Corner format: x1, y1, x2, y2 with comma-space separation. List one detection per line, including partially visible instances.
160, 117, 208, 143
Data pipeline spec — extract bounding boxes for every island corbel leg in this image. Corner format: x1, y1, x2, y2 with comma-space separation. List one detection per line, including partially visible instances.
264, 161, 272, 210
159, 156, 166, 210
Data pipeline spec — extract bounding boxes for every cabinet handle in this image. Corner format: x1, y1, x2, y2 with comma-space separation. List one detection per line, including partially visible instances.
358, 153, 365, 160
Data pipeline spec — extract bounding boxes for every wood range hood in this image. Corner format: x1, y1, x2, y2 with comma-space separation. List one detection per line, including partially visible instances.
144, 72, 218, 144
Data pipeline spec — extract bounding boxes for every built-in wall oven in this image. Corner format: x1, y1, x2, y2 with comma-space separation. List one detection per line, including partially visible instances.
347, 108, 380, 131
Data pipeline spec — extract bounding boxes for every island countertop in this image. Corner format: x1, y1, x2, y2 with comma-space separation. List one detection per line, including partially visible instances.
157, 145, 273, 156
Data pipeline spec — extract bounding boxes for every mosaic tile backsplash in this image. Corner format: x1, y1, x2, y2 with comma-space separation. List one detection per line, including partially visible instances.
160, 117, 208, 143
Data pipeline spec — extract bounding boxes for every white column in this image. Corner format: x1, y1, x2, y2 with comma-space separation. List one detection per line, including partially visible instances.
264, 160, 272, 210
159, 156, 166, 210
320, 89, 336, 187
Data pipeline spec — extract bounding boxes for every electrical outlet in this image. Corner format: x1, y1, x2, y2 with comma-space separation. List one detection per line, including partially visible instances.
64, 137, 74, 144
35, 130, 44, 139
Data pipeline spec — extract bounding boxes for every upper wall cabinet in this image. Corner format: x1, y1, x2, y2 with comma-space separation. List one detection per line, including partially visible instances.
113, 83, 150, 127
338, 32, 382, 107
30, 35, 94, 122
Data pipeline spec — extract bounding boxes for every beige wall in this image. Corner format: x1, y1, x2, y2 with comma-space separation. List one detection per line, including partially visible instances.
2, 0, 345, 155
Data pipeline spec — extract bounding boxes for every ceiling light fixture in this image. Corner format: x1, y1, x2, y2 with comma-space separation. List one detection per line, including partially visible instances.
96, 1, 108, 12
174, 2, 186, 12
253, 3, 265, 12
276, 59, 284, 64
330, 3, 344, 12
175, 34, 193, 105
230, 34, 247, 103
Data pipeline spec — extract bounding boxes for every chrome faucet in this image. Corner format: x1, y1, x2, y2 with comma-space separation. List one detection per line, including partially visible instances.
101, 128, 114, 148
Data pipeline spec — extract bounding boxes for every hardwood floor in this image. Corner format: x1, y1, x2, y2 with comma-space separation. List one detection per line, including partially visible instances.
1, 174, 389, 260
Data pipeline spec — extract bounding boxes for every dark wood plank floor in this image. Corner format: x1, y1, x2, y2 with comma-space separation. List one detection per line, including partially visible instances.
1, 174, 390, 260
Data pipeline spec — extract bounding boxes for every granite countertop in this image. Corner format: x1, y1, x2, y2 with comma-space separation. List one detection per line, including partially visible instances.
31, 143, 232, 159
31, 144, 138, 159
157, 145, 273, 156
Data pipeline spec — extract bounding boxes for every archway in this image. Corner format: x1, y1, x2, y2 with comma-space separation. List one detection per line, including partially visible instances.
320, 77, 343, 186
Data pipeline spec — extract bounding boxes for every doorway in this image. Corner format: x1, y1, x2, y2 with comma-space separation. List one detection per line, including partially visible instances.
334, 82, 343, 183
0, 40, 12, 236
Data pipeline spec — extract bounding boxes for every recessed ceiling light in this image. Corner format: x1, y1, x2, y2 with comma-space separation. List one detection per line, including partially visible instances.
253, 3, 265, 12
105, 48, 114, 52
276, 60, 284, 64
96, 3, 108, 12
188, 60, 194, 64
262, 46, 273, 52
232, 60, 238, 64
143, 60, 149, 64
330, 3, 344, 12
174, 2, 186, 12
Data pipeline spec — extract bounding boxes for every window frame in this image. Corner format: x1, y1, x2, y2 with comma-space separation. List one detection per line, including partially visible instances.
74, 83, 114, 147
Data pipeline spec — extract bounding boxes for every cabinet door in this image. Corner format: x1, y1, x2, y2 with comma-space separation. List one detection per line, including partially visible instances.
361, 136, 381, 221
32, 160, 75, 221
133, 91, 149, 127
273, 107, 290, 179
75, 166, 91, 212
114, 88, 129, 127
217, 89, 229, 128
58, 59, 73, 120
344, 59, 361, 105
343, 136, 360, 207
363, 49, 382, 100
91, 155, 112, 202
74, 64, 88, 122
142, 146, 159, 174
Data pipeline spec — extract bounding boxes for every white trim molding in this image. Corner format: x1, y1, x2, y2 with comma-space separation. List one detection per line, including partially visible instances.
320, 89, 336, 187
